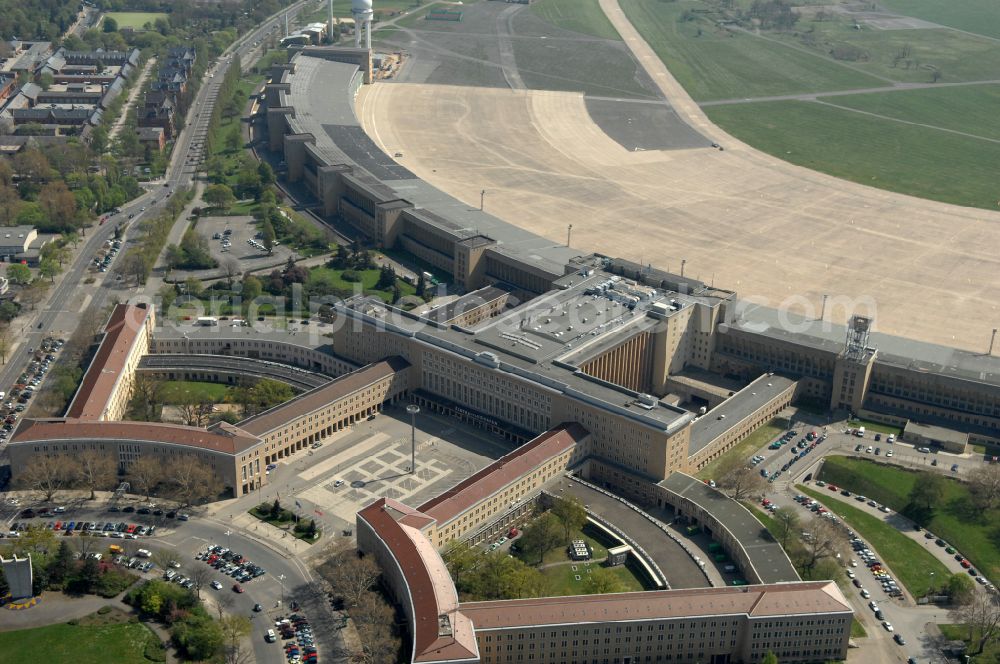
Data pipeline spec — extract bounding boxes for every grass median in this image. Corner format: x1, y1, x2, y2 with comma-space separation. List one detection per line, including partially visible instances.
798, 485, 948, 598
696, 420, 785, 480
818, 456, 1000, 582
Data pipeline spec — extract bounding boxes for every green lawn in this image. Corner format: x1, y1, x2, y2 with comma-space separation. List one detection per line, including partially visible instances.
818, 456, 1000, 582
851, 618, 867, 638
938, 623, 999, 663
696, 420, 785, 480
798, 485, 948, 598
157, 380, 231, 404
767, 16, 1000, 85
308, 266, 416, 303
105, 12, 169, 30
541, 561, 645, 596
531, 0, 621, 40
706, 99, 1000, 210
619, 0, 884, 101
830, 85, 1000, 141
880, 0, 1000, 40
0, 612, 160, 664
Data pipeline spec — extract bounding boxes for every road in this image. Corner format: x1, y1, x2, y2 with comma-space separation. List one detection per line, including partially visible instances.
0, 2, 331, 661
742, 419, 994, 664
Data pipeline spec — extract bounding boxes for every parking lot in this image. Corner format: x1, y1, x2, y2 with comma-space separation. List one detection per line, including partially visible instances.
196, 215, 295, 269
0, 336, 64, 445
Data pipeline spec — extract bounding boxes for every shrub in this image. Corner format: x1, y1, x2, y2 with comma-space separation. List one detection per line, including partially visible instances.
143, 636, 167, 663
98, 606, 112, 615
341, 270, 360, 283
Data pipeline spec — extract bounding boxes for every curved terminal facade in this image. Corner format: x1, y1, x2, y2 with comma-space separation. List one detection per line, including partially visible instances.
263, 46, 1000, 452
8, 43, 1000, 664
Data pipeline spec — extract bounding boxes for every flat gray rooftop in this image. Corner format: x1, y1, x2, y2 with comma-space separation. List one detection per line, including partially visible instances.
285, 54, 582, 281
731, 303, 1000, 388
660, 472, 799, 584
340, 294, 694, 434
689, 374, 796, 455
903, 421, 969, 445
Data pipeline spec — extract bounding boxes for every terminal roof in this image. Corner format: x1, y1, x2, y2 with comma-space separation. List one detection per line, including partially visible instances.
688, 374, 796, 455
730, 303, 1000, 388
659, 473, 800, 584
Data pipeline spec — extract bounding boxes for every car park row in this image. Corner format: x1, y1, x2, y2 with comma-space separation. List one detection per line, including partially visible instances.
196, 544, 268, 587
0, 337, 64, 443
274, 613, 318, 664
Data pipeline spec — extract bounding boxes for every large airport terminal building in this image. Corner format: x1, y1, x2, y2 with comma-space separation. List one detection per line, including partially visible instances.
8, 45, 1000, 664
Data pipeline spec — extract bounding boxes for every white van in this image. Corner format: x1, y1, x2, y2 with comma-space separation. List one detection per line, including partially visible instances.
855, 426, 866, 437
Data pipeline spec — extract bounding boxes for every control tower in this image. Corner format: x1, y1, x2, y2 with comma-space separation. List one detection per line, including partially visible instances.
352, 0, 373, 49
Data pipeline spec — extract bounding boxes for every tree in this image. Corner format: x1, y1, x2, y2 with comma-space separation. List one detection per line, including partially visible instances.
717, 458, 766, 501
170, 454, 216, 506
223, 258, 241, 288
257, 161, 274, 186
128, 456, 165, 499
270, 498, 283, 519
76, 449, 117, 500
0, 324, 10, 363
950, 591, 1000, 655
771, 507, 800, 550
352, 588, 401, 664
261, 216, 275, 254
585, 567, 626, 594
48, 541, 77, 588
442, 541, 479, 588
550, 496, 587, 544
231, 379, 294, 418
0, 184, 23, 225
203, 184, 235, 210
6, 263, 31, 285
518, 512, 563, 565
153, 548, 183, 573
103, 16, 118, 32
321, 551, 381, 608
969, 464, 1000, 510
37, 181, 79, 231
128, 375, 162, 422
15, 453, 75, 501
761, 652, 779, 664
242, 275, 262, 301
215, 592, 235, 621
794, 519, 844, 580
908, 473, 946, 511
39, 258, 59, 282
220, 614, 252, 664
20, 279, 49, 311
946, 572, 976, 606
375, 264, 396, 290
187, 565, 214, 599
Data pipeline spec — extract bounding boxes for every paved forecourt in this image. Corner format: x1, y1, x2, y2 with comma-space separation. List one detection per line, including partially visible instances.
273, 405, 509, 534
356, 26, 1000, 353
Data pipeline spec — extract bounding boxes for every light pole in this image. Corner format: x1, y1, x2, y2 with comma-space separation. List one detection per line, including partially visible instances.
225, 529, 232, 550
278, 573, 286, 606
406, 404, 420, 474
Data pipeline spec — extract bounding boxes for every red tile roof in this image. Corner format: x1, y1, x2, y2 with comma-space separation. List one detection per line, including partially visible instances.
66, 304, 150, 420
418, 423, 588, 525
459, 581, 852, 629
11, 418, 260, 455
358, 498, 479, 664
237, 356, 409, 436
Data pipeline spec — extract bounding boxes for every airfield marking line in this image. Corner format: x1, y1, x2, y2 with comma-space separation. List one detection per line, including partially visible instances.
812, 99, 1000, 145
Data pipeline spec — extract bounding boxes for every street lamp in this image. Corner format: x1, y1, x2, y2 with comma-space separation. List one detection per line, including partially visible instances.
406, 404, 420, 475
278, 573, 286, 606
225, 529, 232, 550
